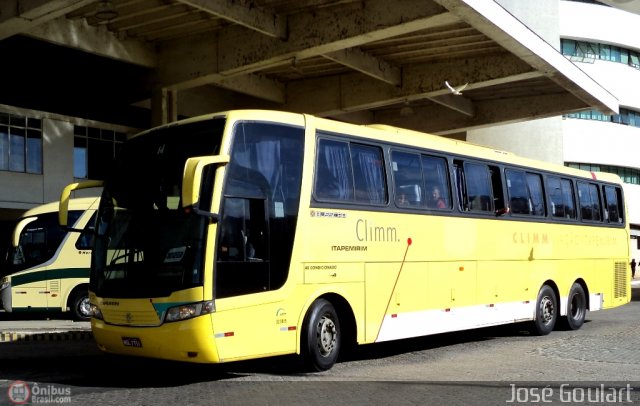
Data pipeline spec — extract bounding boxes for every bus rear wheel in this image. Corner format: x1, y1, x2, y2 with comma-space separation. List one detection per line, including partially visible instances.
564, 283, 587, 330
302, 299, 341, 372
530, 285, 557, 335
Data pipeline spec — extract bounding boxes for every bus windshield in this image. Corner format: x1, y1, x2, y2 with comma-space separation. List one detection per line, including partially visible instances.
3, 211, 83, 276
91, 118, 225, 298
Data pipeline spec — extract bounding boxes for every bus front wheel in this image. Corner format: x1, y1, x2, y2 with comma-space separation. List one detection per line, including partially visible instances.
301, 299, 341, 371
564, 283, 587, 330
530, 285, 557, 335
70, 289, 91, 321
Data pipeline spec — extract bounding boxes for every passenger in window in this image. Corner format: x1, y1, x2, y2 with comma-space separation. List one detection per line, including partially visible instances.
397, 193, 409, 206
429, 186, 446, 209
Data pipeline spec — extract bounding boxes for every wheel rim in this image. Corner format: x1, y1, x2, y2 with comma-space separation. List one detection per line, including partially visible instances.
78, 297, 91, 318
540, 295, 555, 325
316, 315, 337, 357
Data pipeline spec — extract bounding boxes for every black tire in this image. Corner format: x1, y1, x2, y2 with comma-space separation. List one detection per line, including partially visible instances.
301, 299, 341, 372
565, 283, 587, 330
70, 289, 91, 321
530, 285, 557, 335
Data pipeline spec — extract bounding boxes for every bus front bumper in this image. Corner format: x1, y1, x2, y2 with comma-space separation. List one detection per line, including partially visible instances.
91, 314, 220, 363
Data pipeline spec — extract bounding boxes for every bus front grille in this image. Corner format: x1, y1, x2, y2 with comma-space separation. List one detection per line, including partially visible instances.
102, 309, 161, 326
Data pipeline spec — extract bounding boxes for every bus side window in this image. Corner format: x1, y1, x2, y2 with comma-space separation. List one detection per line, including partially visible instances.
561, 178, 577, 219
453, 161, 468, 211
351, 144, 387, 204
314, 138, 354, 201
548, 176, 577, 219
490, 166, 506, 214
526, 172, 546, 216
391, 151, 424, 207
506, 169, 530, 215
548, 177, 563, 217
422, 155, 451, 210
577, 181, 602, 221
604, 185, 623, 224
463, 162, 494, 213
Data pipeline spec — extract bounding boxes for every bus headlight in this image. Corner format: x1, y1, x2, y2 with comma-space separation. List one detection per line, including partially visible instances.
164, 301, 215, 323
90, 304, 104, 320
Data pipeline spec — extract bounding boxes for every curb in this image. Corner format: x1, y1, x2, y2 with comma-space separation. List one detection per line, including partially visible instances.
0, 331, 93, 343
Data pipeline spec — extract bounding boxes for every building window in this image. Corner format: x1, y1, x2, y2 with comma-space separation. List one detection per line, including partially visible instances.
0, 112, 42, 174
73, 125, 126, 180
564, 108, 640, 129
566, 162, 640, 185
561, 39, 640, 69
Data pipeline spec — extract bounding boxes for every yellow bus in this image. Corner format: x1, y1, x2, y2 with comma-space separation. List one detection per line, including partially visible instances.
59, 110, 630, 371
1, 197, 99, 321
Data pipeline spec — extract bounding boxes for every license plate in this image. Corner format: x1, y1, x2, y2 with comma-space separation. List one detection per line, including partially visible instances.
122, 337, 143, 347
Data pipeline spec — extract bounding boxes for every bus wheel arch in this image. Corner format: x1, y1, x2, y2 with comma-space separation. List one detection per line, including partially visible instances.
563, 280, 588, 331
67, 284, 91, 321
529, 282, 559, 336
300, 294, 356, 372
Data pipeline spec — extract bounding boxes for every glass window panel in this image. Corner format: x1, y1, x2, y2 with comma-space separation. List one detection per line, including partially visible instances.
561, 179, 576, 219
561, 39, 576, 56
74, 146, 87, 179
0, 125, 8, 170
87, 138, 112, 180
9, 127, 25, 172
392, 151, 424, 207
88, 127, 100, 139
577, 181, 593, 220
526, 173, 546, 216
621, 49, 629, 64
549, 177, 564, 218
422, 155, 451, 210
10, 115, 25, 127
26, 130, 42, 174
588, 183, 602, 221
27, 118, 41, 129
604, 186, 622, 223
315, 139, 354, 201
611, 46, 621, 63
506, 169, 530, 215
351, 144, 387, 204
101, 129, 114, 141
464, 162, 493, 212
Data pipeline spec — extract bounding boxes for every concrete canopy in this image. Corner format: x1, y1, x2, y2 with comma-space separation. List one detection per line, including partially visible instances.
0, 0, 618, 134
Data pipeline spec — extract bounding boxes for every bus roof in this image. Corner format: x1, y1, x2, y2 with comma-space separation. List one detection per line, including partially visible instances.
21, 197, 100, 218
133, 109, 624, 186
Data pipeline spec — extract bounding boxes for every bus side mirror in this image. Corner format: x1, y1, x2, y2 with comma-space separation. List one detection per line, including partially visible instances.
182, 155, 229, 220
59, 180, 103, 229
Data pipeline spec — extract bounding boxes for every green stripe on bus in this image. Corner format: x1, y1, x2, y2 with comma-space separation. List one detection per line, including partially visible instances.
11, 268, 90, 286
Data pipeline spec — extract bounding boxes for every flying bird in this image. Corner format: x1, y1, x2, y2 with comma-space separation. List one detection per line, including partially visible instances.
445, 80, 468, 95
